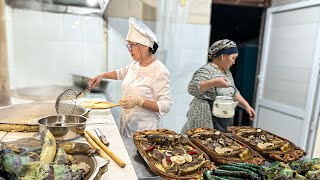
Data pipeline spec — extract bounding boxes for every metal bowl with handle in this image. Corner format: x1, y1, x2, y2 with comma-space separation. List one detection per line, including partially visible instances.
38, 115, 87, 141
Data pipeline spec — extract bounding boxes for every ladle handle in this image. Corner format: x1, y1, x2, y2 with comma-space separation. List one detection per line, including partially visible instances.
215, 85, 237, 97
52, 122, 106, 126
76, 85, 92, 98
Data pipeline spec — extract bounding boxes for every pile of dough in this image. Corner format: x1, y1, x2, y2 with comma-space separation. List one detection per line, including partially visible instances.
80, 100, 119, 109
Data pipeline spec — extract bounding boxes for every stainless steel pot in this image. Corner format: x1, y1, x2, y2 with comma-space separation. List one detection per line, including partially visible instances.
38, 115, 86, 141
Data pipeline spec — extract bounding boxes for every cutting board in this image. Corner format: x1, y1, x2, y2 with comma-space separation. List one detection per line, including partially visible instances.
0, 102, 59, 125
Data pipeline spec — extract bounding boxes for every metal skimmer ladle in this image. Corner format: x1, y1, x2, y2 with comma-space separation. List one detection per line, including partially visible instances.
55, 86, 91, 114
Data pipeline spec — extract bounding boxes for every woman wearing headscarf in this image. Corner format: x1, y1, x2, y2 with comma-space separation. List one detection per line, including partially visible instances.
90, 17, 172, 137
181, 39, 255, 133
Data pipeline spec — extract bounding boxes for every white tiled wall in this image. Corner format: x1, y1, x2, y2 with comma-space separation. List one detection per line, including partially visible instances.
6, 9, 106, 89
107, 17, 210, 132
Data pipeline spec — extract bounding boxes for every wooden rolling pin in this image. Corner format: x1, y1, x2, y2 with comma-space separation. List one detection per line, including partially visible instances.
86, 130, 126, 168
84, 132, 110, 162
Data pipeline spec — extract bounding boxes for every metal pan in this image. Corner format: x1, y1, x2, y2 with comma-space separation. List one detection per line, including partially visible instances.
38, 115, 86, 141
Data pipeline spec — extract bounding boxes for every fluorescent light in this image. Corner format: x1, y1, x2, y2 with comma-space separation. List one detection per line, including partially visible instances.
87, 0, 98, 7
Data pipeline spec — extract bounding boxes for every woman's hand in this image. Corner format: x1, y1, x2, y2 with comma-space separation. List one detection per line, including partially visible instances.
199, 77, 229, 94
245, 106, 256, 120
235, 93, 255, 120
119, 95, 145, 109
214, 77, 229, 88
89, 74, 104, 88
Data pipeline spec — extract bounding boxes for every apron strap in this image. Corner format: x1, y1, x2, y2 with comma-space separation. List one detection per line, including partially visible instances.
201, 99, 215, 126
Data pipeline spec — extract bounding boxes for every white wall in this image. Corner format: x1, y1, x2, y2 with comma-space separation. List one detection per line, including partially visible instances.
6, 9, 106, 89
107, 17, 210, 131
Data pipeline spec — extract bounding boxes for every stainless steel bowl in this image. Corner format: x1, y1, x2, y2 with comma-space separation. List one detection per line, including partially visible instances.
73, 154, 108, 180
38, 115, 86, 141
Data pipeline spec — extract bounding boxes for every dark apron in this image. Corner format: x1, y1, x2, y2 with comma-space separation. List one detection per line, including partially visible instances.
203, 99, 233, 132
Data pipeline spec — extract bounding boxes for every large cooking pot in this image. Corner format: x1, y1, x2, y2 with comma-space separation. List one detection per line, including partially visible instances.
38, 115, 86, 141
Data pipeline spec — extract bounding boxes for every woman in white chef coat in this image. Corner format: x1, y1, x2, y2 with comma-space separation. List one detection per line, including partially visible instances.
90, 17, 172, 137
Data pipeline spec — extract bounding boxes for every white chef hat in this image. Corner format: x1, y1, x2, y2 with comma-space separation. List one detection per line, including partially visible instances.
126, 17, 158, 48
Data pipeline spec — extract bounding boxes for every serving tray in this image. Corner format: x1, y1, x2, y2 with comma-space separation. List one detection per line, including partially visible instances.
186, 128, 265, 165
227, 126, 305, 163
133, 129, 213, 180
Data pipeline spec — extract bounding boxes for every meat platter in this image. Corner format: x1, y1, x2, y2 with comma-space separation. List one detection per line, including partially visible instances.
186, 128, 265, 165
133, 129, 213, 179
227, 126, 305, 163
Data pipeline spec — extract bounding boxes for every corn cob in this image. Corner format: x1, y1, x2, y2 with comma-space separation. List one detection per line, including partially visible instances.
40, 130, 57, 163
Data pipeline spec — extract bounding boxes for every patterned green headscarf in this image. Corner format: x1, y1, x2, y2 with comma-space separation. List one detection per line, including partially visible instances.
208, 39, 237, 60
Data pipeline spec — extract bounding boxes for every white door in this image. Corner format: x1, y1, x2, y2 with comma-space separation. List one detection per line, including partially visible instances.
254, 1, 320, 156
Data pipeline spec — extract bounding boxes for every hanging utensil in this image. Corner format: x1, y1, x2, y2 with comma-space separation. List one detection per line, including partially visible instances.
55, 89, 77, 115
55, 86, 91, 115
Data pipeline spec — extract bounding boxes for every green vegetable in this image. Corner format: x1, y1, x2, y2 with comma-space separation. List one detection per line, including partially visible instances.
306, 169, 320, 179
219, 176, 244, 180
229, 162, 264, 171
203, 170, 229, 180
54, 148, 68, 165
53, 165, 73, 180
290, 158, 320, 174
18, 161, 53, 180
278, 168, 297, 178
2, 152, 26, 177
227, 163, 265, 179
218, 165, 259, 177
212, 169, 259, 179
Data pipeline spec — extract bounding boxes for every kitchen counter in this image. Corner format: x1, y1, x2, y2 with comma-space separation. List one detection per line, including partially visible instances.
123, 137, 163, 180
0, 93, 138, 180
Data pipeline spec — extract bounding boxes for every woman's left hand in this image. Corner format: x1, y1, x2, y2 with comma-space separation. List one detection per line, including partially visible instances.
245, 106, 256, 120
119, 95, 145, 109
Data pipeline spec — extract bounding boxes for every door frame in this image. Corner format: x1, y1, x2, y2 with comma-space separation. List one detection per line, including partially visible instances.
254, 0, 320, 152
